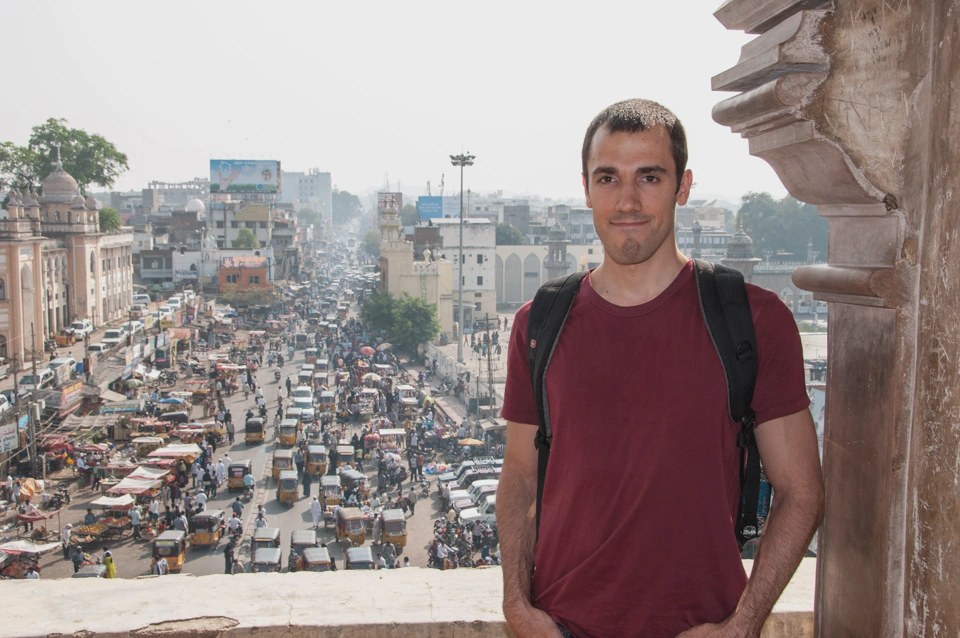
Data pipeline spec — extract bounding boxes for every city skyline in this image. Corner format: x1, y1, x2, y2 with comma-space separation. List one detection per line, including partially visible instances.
0, 1, 789, 207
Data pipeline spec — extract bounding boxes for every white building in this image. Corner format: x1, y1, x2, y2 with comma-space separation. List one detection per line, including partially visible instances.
208, 201, 273, 249
433, 218, 496, 327
281, 169, 332, 220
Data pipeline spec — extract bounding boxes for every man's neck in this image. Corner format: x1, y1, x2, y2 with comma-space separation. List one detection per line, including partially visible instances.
590, 245, 688, 307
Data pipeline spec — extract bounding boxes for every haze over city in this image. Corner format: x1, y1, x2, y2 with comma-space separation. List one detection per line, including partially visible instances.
0, 0, 789, 205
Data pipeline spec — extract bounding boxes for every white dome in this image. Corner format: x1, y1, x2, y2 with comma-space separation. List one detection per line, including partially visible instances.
185, 197, 205, 213
39, 161, 80, 204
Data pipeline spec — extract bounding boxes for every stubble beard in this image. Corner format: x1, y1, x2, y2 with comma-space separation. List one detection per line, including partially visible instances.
603, 217, 673, 266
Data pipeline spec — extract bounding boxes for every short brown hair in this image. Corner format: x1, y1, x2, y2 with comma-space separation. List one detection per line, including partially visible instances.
582, 99, 688, 193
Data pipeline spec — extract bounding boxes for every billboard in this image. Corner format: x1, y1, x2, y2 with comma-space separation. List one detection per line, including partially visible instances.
174, 270, 198, 281
221, 256, 267, 269
417, 196, 443, 220
0, 420, 17, 453
210, 160, 281, 194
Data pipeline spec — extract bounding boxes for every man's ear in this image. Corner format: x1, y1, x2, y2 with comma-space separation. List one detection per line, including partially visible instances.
676, 170, 693, 206
583, 173, 592, 208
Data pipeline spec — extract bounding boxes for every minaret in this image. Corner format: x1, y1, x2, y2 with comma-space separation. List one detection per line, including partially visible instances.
691, 219, 702, 259
721, 217, 762, 282
544, 222, 571, 281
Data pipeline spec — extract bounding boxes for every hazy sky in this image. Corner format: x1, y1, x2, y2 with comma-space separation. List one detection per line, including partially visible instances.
0, 0, 789, 206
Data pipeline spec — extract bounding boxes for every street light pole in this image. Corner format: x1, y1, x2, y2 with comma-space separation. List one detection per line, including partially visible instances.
450, 153, 475, 364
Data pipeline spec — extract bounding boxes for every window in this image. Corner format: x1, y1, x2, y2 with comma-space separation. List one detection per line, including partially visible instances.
475, 302, 482, 311
245, 222, 256, 229
0, 278, 6, 301
461, 255, 465, 264
477, 254, 483, 264
248, 275, 260, 284
216, 221, 224, 228
230, 221, 239, 228
224, 274, 238, 284
259, 221, 267, 228
90, 252, 96, 274
477, 276, 483, 286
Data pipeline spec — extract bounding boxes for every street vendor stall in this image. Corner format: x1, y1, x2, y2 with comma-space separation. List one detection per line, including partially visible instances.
90, 494, 134, 539
378, 429, 406, 453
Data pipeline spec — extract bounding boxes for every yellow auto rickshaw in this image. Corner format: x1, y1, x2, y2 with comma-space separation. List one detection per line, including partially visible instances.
306, 445, 327, 476
272, 448, 294, 479
289, 529, 319, 571
245, 417, 265, 444
319, 391, 336, 413
305, 348, 318, 365
191, 509, 225, 548
336, 445, 355, 468
335, 507, 365, 545
251, 526, 281, 561
277, 470, 299, 505
301, 546, 332, 572
381, 508, 407, 551
227, 459, 253, 491
320, 474, 341, 508
278, 418, 299, 447
154, 530, 187, 572
340, 468, 368, 500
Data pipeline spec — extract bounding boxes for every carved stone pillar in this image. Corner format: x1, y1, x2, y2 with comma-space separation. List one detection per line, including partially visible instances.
712, 1, 960, 635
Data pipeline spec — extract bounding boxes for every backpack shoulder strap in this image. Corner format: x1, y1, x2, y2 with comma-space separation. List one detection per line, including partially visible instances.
526, 270, 588, 536
692, 259, 761, 549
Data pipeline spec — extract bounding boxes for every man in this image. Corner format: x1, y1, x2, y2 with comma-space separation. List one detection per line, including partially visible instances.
226, 420, 235, 444
148, 497, 160, 524
227, 512, 242, 537
310, 496, 322, 529
153, 553, 169, 576
130, 506, 142, 540
71, 546, 85, 573
196, 490, 207, 510
224, 541, 235, 575
83, 508, 96, 526
231, 496, 243, 518
498, 99, 824, 638
215, 459, 226, 486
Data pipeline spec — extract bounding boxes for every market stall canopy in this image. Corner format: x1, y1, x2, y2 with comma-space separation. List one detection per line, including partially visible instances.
106, 476, 161, 495
82, 443, 111, 453
128, 467, 170, 481
90, 494, 135, 508
361, 373, 381, 382
148, 443, 202, 458
0, 540, 60, 555
459, 438, 484, 447
101, 389, 129, 403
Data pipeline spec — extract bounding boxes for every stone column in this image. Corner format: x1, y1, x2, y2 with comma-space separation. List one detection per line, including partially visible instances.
712, 1, 960, 635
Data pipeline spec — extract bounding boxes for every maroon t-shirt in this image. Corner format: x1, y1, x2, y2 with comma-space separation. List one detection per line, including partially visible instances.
501, 262, 809, 638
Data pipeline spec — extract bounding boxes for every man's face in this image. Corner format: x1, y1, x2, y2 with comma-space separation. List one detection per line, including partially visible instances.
583, 125, 692, 266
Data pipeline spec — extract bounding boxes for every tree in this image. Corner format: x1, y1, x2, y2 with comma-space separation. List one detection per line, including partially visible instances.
297, 207, 322, 227
0, 118, 128, 193
363, 230, 381, 258
361, 290, 396, 334
401, 204, 420, 226
99, 207, 121, 233
233, 228, 260, 249
737, 193, 827, 260
496, 222, 526, 245
390, 294, 440, 354
332, 190, 362, 226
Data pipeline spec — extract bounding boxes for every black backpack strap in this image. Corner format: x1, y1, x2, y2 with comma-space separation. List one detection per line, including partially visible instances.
693, 259, 760, 550
526, 270, 588, 537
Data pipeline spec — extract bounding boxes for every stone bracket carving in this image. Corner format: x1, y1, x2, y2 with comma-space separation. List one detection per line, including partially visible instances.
793, 264, 900, 308
714, 0, 833, 35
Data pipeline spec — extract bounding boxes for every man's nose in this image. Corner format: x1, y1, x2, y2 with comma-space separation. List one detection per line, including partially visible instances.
616, 182, 642, 214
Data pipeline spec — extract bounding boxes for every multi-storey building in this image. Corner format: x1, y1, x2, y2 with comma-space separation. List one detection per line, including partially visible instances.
208, 201, 273, 249
281, 169, 332, 220
1, 159, 133, 359
433, 218, 496, 326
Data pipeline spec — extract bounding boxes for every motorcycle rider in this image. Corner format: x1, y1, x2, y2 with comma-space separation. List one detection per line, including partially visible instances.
243, 473, 256, 497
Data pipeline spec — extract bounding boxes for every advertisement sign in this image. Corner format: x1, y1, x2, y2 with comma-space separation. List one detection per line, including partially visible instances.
102, 400, 143, 414
0, 420, 18, 453
417, 196, 442, 220
220, 256, 268, 269
60, 381, 84, 408
210, 160, 280, 194
175, 270, 199, 281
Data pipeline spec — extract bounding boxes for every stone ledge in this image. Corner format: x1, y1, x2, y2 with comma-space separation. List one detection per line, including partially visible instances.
1, 559, 815, 637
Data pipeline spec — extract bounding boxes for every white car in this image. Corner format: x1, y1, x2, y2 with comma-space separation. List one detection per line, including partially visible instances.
87, 343, 109, 354
158, 305, 172, 314
70, 319, 94, 337
122, 320, 144, 334
101, 329, 126, 346
133, 293, 151, 305
167, 297, 182, 309
292, 386, 313, 402
459, 496, 497, 528
0, 394, 12, 414
293, 397, 315, 422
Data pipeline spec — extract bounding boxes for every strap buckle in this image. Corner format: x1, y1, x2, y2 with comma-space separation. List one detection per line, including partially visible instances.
534, 429, 551, 451
737, 409, 757, 448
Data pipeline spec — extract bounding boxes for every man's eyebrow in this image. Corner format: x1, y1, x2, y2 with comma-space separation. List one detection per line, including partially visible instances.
636, 165, 668, 175
591, 166, 617, 177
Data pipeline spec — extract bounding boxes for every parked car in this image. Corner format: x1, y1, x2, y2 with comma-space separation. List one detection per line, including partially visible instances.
167, 297, 182, 309
69, 319, 94, 338
101, 329, 126, 346
132, 293, 152, 305
87, 343, 109, 354
0, 394, 12, 414
19, 368, 55, 392
122, 320, 144, 334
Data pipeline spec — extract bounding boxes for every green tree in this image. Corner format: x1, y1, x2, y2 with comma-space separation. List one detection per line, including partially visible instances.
332, 190, 362, 226
98, 206, 121, 233
363, 230, 381, 258
361, 290, 396, 334
391, 294, 440, 354
737, 193, 826, 260
0, 118, 128, 193
297, 207, 322, 227
401, 204, 420, 226
233, 228, 260, 249
496, 222, 526, 245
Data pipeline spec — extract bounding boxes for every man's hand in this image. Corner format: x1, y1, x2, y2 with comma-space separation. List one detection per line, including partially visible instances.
503, 602, 563, 638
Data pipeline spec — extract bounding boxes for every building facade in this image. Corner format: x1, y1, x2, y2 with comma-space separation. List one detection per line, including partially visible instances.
433, 218, 497, 323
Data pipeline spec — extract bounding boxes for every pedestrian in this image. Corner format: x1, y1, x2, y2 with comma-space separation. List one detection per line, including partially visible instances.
294, 449, 304, 474
71, 546, 85, 573
310, 496, 322, 528
130, 506, 142, 540
226, 421, 235, 444
231, 497, 243, 518
406, 490, 417, 516
148, 497, 160, 524
152, 553, 169, 576
497, 99, 823, 638
302, 470, 313, 498
224, 541, 235, 575
61, 524, 73, 559
102, 548, 117, 578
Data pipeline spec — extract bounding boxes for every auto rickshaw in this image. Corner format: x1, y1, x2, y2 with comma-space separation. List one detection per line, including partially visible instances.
301, 546, 332, 572
320, 475, 341, 509
154, 530, 187, 572
272, 448, 294, 479
336, 445, 356, 468
335, 507, 365, 545
285, 407, 303, 425
305, 348, 318, 365
227, 459, 253, 491
319, 391, 336, 413
306, 445, 327, 476
345, 546, 375, 570
277, 470, 299, 505
278, 418, 299, 447
289, 529, 319, 571
250, 527, 281, 561
340, 469, 368, 500
245, 417, 265, 444
191, 509, 225, 548
295, 333, 308, 350
251, 547, 282, 573
381, 509, 407, 552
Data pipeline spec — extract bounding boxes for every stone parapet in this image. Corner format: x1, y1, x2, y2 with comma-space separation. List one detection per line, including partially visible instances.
2, 560, 815, 637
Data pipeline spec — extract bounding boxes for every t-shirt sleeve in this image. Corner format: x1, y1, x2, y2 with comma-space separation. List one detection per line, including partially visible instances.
748, 286, 811, 427
500, 302, 539, 425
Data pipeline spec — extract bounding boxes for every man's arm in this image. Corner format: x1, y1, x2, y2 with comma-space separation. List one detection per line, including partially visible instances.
499, 420, 562, 638
679, 408, 824, 637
